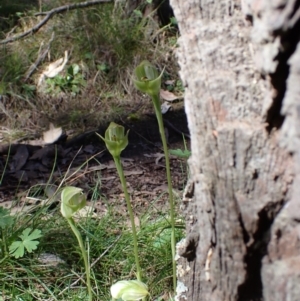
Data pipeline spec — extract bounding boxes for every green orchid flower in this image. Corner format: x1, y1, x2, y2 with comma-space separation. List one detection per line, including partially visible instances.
111, 280, 149, 301
97, 122, 129, 158
61, 186, 86, 219
133, 60, 164, 98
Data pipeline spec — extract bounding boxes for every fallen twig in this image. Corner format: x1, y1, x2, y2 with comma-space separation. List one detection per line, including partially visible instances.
0, 0, 111, 45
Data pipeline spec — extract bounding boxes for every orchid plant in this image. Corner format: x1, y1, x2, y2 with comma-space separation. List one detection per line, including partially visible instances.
97, 122, 142, 284
133, 61, 177, 291
60, 186, 92, 301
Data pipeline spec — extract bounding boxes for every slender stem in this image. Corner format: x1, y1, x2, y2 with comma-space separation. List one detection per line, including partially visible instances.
152, 94, 176, 291
2, 230, 7, 254
0, 144, 11, 185
0, 230, 8, 263
67, 217, 92, 301
114, 155, 142, 282
0, 255, 8, 264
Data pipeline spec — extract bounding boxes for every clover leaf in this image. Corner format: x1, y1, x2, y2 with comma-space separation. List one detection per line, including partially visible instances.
9, 228, 42, 258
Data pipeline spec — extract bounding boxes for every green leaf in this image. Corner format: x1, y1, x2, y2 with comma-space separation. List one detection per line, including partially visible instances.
169, 148, 191, 159
133, 9, 143, 18
170, 16, 178, 25
72, 64, 80, 75
20, 228, 42, 242
84, 52, 93, 59
97, 63, 110, 73
9, 241, 24, 259
153, 228, 172, 249
67, 65, 74, 77
0, 207, 14, 229
72, 85, 80, 93
9, 228, 42, 258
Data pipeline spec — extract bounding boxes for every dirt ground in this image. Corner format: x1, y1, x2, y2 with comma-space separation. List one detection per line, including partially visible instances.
0, 108, 189, 215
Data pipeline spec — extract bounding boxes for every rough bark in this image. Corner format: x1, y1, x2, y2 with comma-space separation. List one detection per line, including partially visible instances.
170, 0, 300, 300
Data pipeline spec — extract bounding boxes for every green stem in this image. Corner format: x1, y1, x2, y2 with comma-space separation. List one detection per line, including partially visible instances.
0, 232, 8, 264
114, 155, 142, 282
2, 230, 7, 255
152, 94, 176, 291
67, 217, 92, 301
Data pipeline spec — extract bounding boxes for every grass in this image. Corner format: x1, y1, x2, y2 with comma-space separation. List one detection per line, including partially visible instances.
0, 1, 186, 300
0, 186, 184, 300
0, 0, 180, 139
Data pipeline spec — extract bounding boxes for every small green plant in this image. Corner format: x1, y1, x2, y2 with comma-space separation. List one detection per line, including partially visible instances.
170, 17, 178, 26
9, 228, 42, 259
46, 63, 86, 95
97, 122, 142, 283
170, 135, 190, 181
60, 186, 92, 301
169, 134, 191, 159
133, 61, 176, 292
0, 207, 14, 259
165, 79, 184, 93
97, 62, 110, 73
169, 148, 191, 159
0, 207, 13, 230
0, 207, 42, 261
21, 83, 36, 98
175, 79, 185, 93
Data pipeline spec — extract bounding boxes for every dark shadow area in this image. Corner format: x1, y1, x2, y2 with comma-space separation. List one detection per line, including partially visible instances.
237, 201, 285, 301
154, 0, 176, 27
0, 0, 38, 32
66, 107, 189, 156
266, 1, 300, 132
0, 107, 189, 191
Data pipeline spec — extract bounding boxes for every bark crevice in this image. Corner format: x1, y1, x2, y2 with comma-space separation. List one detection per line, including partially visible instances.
237, 200, 285, 301
265, 2, 300, 132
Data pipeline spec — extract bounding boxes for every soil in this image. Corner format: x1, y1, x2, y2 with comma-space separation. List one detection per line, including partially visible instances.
0, 108, 190, 216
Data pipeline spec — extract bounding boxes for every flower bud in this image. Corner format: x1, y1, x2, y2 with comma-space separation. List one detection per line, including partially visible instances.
97, 122, 129, 158
111, 280, 149, 300
133, 61, 164, 98
61, 186, 86, 219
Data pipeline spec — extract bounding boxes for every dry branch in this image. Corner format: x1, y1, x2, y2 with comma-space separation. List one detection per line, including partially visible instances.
0, 0, 112, 45
24, 32, 55, 82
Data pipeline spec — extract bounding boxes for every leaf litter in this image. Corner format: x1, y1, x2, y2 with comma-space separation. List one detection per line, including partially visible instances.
0, 115, 189, 219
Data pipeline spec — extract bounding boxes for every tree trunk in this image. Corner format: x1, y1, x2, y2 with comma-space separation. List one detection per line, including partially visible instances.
170, 0, 300, 300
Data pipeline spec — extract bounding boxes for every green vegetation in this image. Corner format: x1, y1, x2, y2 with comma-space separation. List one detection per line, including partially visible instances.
0, 183, 184, 300
60, 186, 92, 300
0, 207, 42, 262
133, 61, 176, 291
0, 0, 180, 131
98, 122, 143, 286
9, 228, 42, 259
45, 63, 87, 96
0, 1, 187, 300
